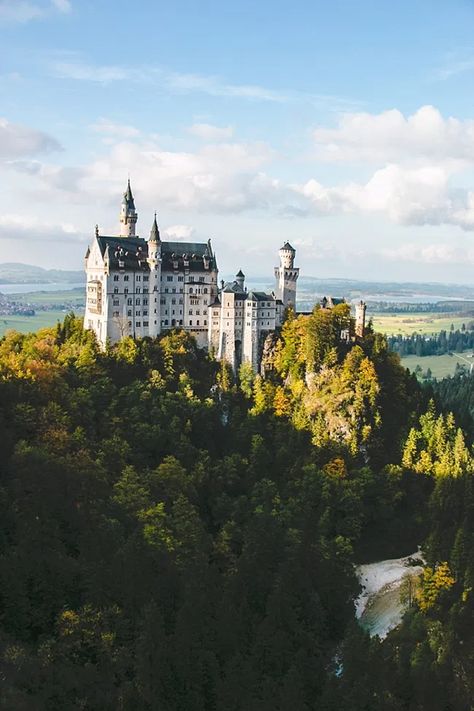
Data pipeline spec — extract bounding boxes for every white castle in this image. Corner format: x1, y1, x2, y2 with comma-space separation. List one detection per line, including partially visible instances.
84, 182, 365, 371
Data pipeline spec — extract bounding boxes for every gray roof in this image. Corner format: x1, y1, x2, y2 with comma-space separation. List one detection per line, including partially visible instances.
150, 214, 160, 242
123, 179, 136, 210
93, 234, 217, 272
246, 291, 275, 302
281, 241, 295, 252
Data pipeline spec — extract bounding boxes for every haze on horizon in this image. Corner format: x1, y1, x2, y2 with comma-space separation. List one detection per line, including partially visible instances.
2, 0, 474, 284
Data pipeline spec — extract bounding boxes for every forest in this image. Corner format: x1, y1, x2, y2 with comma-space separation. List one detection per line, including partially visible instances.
0, 306, 472, 710
387, 325, 474, 357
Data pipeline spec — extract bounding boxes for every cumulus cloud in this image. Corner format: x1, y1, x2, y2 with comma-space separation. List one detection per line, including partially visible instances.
0, 213, 85, 242
18, 137, 281, 214
50, 0, 71, 12
163, 225, 196, 240
0, 118, 61, 160
0, 1, 42, 23
91, 118, 140, 139
0, 0, 71, 22
313, 105, 474, 164
382, 243, 474, 266
187, 123, 234, 141
295, 163, 474, 230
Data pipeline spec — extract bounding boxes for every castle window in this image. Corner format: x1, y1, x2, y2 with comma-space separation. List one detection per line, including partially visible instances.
160, 298, 165, 305
113, 299, 119, 306
189, 309, 193, 315
189, 276, 194, 282
127, 298, 132, 305
124, 275, 129, 282
136, 275, 141, 281
204, 320, 207, 325
167, 276, 173, 282
189, 287, 193, 294
136, 310, 141, 316
136, 321, 141, 327
164, 288, 169, 293
128, 321, 132, 328
178, 276, 184, 282
143, 298, 148, 305
165, 320, 169, 325
144, 310, 148, 316
172, 298, 176, 305
113, 275, 119, 281
189, 319, 193, 325
143, 321, 149, 327
199, 276, 204, 282
196, 309, 200, 315
172, 287, 176, 293
197, 320, 200, 325
124, 288, 129, 294
136, 287, 141, 294
127, 310, 132, 316
143, 276, 149, 282
204, 288, 208, 294
136, 299, 140, 305
113, 287, 119, 294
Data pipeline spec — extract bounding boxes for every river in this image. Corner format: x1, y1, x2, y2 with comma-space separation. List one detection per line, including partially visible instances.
355, 551, 424, 638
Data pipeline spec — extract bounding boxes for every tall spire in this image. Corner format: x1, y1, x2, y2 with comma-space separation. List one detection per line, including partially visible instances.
124, 178, 135, 209
119, 178, 138, 237
149, 212, 160, 242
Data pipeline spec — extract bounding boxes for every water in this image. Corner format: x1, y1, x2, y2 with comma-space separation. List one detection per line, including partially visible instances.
0, 282, 84, 295
355, 551, 424, 638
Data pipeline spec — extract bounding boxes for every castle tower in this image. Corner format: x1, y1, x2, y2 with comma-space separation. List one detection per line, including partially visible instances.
355, 300, 366, 338
119, 179, 138, 237
147, 213, 162, 338
274, 242, 299, 309
235, 269, 245, 291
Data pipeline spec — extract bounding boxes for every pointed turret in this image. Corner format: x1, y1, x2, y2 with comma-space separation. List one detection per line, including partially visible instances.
235, 269, 245, 290
119, 178, 138, 237
149, 212, 160, 243
124, 178, 135, 209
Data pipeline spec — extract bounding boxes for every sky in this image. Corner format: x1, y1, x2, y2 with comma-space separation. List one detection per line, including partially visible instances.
2, 0, 474, 282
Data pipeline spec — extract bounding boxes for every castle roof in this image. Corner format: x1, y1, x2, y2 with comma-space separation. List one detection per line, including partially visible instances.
123, 179, 136, 210
246, 291, 275, 302
161, 240, 217, 271
236, 269, 245, 278
93, 234, 217, 272
281, 241, 295, 252
150, 214, 160, 242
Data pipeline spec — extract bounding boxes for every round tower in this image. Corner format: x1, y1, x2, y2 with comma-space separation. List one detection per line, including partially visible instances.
274, 242, 299, 309
119, 179, 138, 237
147, 213, 162, 338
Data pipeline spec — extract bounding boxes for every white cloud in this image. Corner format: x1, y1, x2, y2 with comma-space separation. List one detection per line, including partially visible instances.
163, 225, 196, 240
91, 118, 140, 139
382, 243, 474, 265
295, 163, 474, 230
0, 213, 84, 242
312, 105, 474, 164
187, 123, 234, 141
51, 0, 71, 12
0, 118, 61, 160
0, 0, 71, 22
0, 1, 42, 23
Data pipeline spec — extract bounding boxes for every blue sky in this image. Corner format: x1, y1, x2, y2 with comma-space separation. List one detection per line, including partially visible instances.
2, 0, 474, 282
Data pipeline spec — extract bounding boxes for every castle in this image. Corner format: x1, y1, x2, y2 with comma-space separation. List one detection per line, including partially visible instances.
84, 182, 366, 370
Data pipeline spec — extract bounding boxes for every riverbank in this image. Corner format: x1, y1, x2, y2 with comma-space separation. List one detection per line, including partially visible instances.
355, 551, 424, 638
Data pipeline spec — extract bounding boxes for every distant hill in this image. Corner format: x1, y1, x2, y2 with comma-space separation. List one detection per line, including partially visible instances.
0, 263, 85, 285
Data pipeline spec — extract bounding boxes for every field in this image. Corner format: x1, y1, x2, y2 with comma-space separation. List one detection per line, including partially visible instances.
371, 312, 471, 336
400, 353, 472, 380
0, 310, 78, 338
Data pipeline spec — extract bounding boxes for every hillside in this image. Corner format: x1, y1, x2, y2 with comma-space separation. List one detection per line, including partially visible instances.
0, 262, 85, 285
